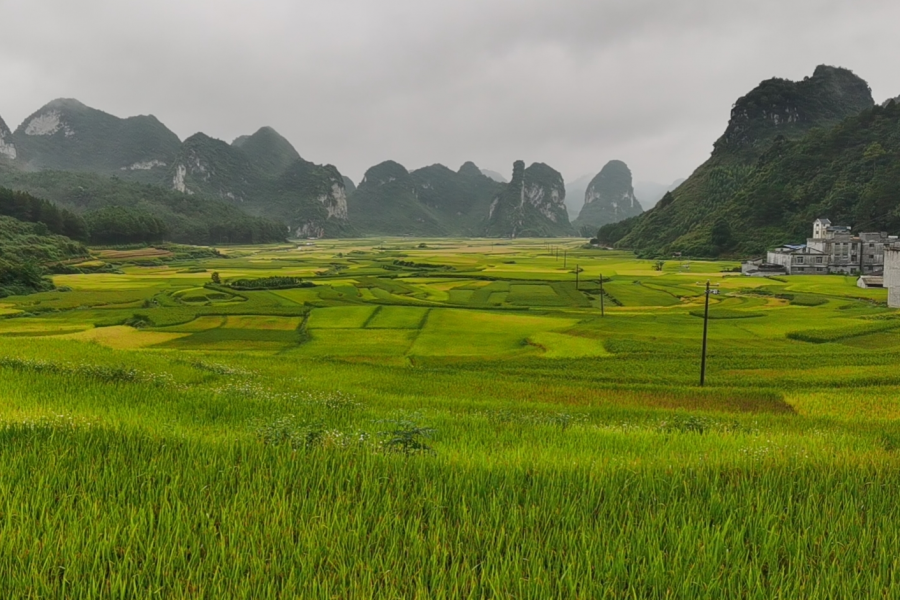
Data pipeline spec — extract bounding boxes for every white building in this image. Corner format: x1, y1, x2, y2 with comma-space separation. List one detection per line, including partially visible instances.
766, 219, 897, 275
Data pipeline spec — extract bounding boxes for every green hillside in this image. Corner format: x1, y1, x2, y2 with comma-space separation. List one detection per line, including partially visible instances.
483, 161, 575, 237
572, 160, 643, 233
713, 100, 900, 253
0, 214, 86, 297
0, 168, 285, 245
4, 100, 352, 238
411, 162, 504, 235
347, 159, 562, 237
169, 132, 352, 238
347, 160, 448, 236
231, 127, 301, 177
12, 99, 181, 183
616, 65, 876, 256
0, 186, 88, 241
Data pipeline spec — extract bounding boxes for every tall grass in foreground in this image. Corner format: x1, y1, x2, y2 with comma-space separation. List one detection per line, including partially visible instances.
0, 421, 898, 598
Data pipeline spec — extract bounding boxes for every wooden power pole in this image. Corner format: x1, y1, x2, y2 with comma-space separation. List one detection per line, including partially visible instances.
700, 280, 711, 386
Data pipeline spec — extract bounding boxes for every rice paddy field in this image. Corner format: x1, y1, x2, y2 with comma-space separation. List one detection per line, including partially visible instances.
2, 238, 900, 597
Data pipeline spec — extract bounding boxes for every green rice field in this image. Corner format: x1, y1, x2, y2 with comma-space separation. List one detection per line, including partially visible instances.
2, 238, 900, 597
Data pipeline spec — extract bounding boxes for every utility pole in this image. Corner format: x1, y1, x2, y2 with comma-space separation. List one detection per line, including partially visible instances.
575, 264, 579, 289
599, 275, 605, 317
700, 280, 711, 386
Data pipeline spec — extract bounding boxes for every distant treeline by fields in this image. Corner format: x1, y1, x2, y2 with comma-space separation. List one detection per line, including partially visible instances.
0, 181, 285, 246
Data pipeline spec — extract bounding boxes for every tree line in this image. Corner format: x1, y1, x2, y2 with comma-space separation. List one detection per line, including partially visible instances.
0, 186, 285, 246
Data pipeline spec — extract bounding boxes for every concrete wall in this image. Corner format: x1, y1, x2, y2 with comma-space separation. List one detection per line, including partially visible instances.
889, 287, 900, 309
883, 248, 900, 307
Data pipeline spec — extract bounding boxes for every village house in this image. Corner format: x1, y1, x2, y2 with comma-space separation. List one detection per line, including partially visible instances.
764, 219, 897, 275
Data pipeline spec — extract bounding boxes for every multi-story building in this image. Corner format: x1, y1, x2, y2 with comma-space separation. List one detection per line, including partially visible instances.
765, 219, 897, 275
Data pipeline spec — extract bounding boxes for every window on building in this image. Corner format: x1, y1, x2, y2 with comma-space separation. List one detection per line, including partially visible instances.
869, 243, 875, 249
815, 256, 823, 263
795, 256, 804, 264
869, 255, 875, 259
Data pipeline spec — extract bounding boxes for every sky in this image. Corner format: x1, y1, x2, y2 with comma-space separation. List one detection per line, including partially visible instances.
0, 0, 898, 187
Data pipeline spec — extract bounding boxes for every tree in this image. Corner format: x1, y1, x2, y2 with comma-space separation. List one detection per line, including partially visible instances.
711, 218, 733, 251
211, 272, 221, 285
863, 142, 887, 178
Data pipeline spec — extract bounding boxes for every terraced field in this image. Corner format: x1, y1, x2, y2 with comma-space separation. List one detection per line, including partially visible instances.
1, 238, 899, 597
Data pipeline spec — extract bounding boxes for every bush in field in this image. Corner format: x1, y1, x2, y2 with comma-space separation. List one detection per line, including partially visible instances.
378, 420, 435, 454
224, 276, 315, 290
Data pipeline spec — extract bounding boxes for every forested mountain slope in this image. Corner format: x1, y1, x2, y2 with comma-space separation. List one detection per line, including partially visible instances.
612, 65, 876, 255
0, 167, 285, 245
0, 214, 87, 297
11, 99, 181, 184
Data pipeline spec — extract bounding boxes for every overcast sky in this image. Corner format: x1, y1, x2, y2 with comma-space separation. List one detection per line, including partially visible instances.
0, 0, 898, 187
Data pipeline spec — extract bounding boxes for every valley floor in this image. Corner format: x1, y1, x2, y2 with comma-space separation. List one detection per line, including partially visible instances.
1, 239, 899, 597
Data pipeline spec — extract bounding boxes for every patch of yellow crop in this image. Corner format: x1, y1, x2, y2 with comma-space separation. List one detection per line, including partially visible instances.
95, 248, 173, 260
529, 331, 611, 359
57, 326, 188, 349
222, 316, 303, 330
159, 316, 226, 332
72, 260, 107, 268
0, 319, 89, 335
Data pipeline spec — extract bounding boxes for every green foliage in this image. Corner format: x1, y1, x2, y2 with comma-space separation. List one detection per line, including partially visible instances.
596, 214, 638, 246
85, 206, 167, 244
620, 65, 881, 256
0, 186, 87, 241
710, 218, 734, 252
0, 169, 286, 245
224, 277, 315, 291
0, 214, 87, 297
348, 160, 449, 236
11, 98, 182, 179
3, 241, 900, 594
786, 319, 900, 343
173, 132, 354, 238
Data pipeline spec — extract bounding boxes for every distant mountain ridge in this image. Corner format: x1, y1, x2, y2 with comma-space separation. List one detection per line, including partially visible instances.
167, 128, 352, 238
11, 98, 181, 184
347, 160, 506, 236
572, 160, 643, 233
0, 97, 591, 239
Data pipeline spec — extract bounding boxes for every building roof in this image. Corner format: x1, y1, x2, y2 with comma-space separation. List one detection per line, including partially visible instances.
858, 276, 884, 287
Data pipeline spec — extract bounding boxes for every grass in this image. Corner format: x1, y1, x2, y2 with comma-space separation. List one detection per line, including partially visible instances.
0, 238, 899, 596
